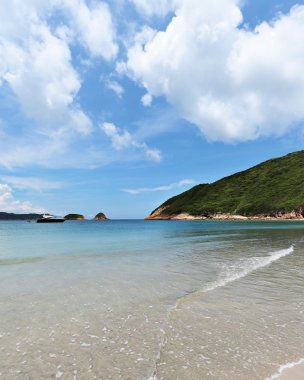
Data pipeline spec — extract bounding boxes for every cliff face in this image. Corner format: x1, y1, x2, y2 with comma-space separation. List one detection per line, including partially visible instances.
146, 151, 304, 220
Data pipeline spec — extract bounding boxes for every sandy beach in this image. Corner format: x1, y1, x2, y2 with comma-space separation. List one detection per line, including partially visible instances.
269, 361, 304, 380
1, 220, 304, 379
280, 364, 304, 379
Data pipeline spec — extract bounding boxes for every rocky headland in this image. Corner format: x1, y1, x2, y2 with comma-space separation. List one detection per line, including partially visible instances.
146, 151, 304, 221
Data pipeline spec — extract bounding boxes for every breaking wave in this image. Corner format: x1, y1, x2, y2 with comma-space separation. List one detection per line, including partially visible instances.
204, 245, 294, 293
266, 358, 304, 380
149, 245, 295, 380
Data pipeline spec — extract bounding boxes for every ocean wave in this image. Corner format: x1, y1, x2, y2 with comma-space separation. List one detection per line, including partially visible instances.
149, 245, 295, 380
172, 245, 294, 308
266, 358, 304, 380
204, 245, 294, 293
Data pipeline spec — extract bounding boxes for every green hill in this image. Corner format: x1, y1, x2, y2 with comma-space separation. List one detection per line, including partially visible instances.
0, 212, 42, 220
94, 212, 108, 220
147, 151, 304, 220
64, 214, 85, 220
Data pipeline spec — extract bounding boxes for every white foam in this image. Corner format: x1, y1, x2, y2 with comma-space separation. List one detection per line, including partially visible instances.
266, 358, 304, 380
204, 245, 294, 293
171, 245, 294, 312
149, 246, 295, 380
80, 342, 91, 347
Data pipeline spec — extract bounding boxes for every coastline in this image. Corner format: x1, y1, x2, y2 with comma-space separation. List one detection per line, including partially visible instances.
267, 360, 304, 380
145, 211, 304, 221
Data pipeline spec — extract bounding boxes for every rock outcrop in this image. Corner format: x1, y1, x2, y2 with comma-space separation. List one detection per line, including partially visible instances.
146, 210, 304, 221
64, 214, 85, 220
94, 212, 109, 220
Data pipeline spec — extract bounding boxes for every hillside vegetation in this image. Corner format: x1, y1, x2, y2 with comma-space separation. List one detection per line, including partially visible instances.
64, 214, 85, 220
94, 212, 108, 220
148, 151, 304, 218
0, 212, 42, 220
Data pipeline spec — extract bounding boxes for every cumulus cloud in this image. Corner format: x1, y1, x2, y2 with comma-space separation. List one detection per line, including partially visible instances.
1, 23, 92, 136
0, 0, 118, 169
124, 0, 304, 142
0, 183, 44, 213
0, 0, 118, 60
64, 0, 118, 60
100, 122, 162, 162
141, 93, 152, 107
0, 0, 118, 138
123, 179, 195, 194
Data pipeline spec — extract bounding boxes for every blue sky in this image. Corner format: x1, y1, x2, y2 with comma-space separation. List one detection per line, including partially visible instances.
0, 0, 304, 218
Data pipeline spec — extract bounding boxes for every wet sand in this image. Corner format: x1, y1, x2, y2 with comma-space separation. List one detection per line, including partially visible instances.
270, 361, 304, 380
278, 363, 304, 379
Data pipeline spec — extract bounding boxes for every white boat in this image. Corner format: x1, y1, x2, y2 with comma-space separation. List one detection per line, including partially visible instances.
37, 214, 65, 223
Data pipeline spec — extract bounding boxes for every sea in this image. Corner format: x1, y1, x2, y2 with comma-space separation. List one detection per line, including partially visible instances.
0, 220, 303, 380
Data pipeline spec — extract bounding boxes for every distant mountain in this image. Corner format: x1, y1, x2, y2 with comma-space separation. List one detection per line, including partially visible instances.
146, 151, 304, 220
0, 212, 42, 220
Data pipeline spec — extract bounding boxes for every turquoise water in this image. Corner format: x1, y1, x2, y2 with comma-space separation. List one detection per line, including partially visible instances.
0, 220, 304, 379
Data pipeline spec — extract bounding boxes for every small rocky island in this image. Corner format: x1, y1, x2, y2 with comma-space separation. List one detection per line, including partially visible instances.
0, 212, 109, 221
64, 214, 85, 220
146, 150, 304, 221
63, 212, 109, 220
94, 212, 108, 220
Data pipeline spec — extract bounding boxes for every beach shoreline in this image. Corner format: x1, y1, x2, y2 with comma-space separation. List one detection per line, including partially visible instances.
267, 360, 304, 380
1, 220, 303, 379
145, 211, 304, 221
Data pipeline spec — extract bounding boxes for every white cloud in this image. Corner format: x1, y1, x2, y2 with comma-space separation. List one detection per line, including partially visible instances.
106, 79, 124, 98
101, 122, 133, 150
64, 0, 118, 60
1, 23, 92, 136
1, 177, 64, 191
123, 179, 195, 194
0, 183, 44, 213
141, 93, 152, 107
0, 0, 118, 60
130, 0, 176, 17
124, 0, 304, 143
0, 0, 118, 169
100, 122, 162, 162
0, 0, 117, 137
145, 148, 161, 162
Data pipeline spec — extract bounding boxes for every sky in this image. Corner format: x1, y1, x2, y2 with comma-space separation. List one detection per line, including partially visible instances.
0, 0, 304, 218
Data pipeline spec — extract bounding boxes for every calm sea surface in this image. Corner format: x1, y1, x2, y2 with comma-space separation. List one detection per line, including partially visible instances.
0, 220, 303, 380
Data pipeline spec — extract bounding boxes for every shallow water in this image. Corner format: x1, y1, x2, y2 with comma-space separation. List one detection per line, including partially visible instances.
0, 220, 303, 379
